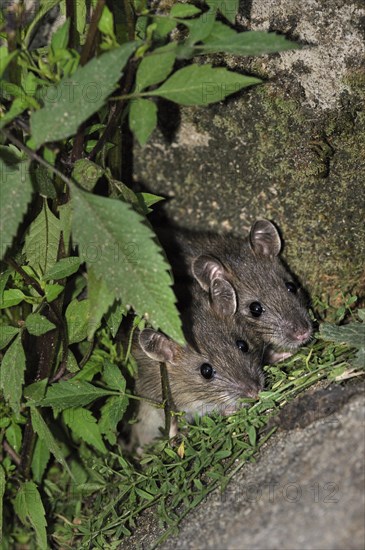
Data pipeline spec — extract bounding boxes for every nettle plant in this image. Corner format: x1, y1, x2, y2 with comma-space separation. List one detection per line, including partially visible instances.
0, 0, 299, 546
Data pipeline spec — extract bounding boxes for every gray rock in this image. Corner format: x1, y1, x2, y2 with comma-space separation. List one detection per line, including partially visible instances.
124, 385, 365, 550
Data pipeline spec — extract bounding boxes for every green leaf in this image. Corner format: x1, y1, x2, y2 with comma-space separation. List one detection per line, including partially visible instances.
247, 425, 256, 447
200, 24, 299, 55
129, 98, 157, 146
170, 4, 202, 17
31, 43, 136, 147
104, 300, 127, 338
58, 201, 72, 254
44, 283, 64, 302
98, 5, 115, 38
0, 269, 11, 301
30, 407, 71, 475
147, 64, 261, 105
5, 422, 22, 453
136, 192, 165, 210
39, 379, 115, 411
0, 465, 5, 539
0, 288, 26, 309
102, 360, 126, 391
72, 159, 104, 191
183, 7, 217, 45
65, 348, 80, 373
51, 18, 70, 52
70, 187, 183, 343
320, 322, 365, 348
24, 379, 48, 402
87, 268, 115, 340
25, 313, 56, 336
153, 16, 177, 38
206, 0, 238, 23
14, 481, 47, 550
43, 257, 81, 281
31, 437, 51, 483
65, 298, 90, 344
99, 395, 128, 445
0, 97, 30, 129
0, 46, 18, 78
24, 201, 61, 276
0, 325, 19, 350
357, 309, 365, 322
63, 407, 107, 454
0, 156, 33, 260
135, 487, 155, 501
0, 334, 26, 415
135, 43, 177, 91
33, 165, 57, 198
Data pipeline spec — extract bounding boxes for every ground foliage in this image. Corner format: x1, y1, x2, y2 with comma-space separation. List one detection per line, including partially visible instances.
0, 0, 363, 548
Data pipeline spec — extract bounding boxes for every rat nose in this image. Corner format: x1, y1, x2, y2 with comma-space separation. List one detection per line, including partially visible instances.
293, 327, 312, 342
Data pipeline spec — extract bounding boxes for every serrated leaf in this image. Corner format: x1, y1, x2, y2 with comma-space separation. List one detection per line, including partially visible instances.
25, 313, 56, 336
170, 3, 202, 17
66, 348, 79, 373
87, 268, 115, 340
129, 98, 157, 146
105, 300, 127, 338
0, 334, 25, 415
65, 298, 90, 344
72, 159, 104, 192
43, 257, 81, 281
200, 24, 299, 55
30, 407, 71, 475
0, 288, 26, 309
5, 422, 22, 453
14, 481, 47, 550
39, 379, 115, 411
33, 165, 57, 198
135, 43, 177, 91
320, 322, 365, 348
0, 325, 19, 349
44, 283, 64, 302
24, 379, 48, 402
24, 201, 61, 276
31, 43, 136, 147
206, 0, 238, 23
147, 64, 261, 105
0, 155, 33, 259
70, 186, 183, 343
31, 437, 51, 483
63, 407, 107, 454
99, 395, 128, 445
102, 360, 126, 391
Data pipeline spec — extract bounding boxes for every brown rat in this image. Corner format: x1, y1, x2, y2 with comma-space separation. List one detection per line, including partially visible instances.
132, 299, 265, 446
165, 219, 313, 361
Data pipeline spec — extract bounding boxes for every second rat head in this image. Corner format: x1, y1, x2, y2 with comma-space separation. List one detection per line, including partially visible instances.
191, 220, 313, 353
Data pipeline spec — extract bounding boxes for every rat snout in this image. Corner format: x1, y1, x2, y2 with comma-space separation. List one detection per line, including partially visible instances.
292, 325, 312, 343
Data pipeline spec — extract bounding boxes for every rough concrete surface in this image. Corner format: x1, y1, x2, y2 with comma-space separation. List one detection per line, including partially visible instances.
134, 0, 365, 297
125, 385, 365, 550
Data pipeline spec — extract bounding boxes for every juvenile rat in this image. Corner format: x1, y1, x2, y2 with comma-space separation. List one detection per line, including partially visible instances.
164, 219, 313, 362
132, 299, 265, 446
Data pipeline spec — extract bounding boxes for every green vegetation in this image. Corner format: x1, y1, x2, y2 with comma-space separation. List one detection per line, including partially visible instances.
0, 0, 363, 547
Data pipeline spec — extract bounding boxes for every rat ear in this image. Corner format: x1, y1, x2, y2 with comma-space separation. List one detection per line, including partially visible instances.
210, 277, 237, 317
139, 329, 181, 364
192, 255, 226, 291
249, 220, 281, 257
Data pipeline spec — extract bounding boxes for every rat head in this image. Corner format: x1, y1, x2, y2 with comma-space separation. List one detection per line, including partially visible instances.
138, 327, 265, 419
191, 220, 313, 352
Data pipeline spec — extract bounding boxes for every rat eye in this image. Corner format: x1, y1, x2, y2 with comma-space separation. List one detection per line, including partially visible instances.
285, 281, 297, 293
236, 339, 249, 353
200, 363, 214, 380
249, 302, 264, 317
